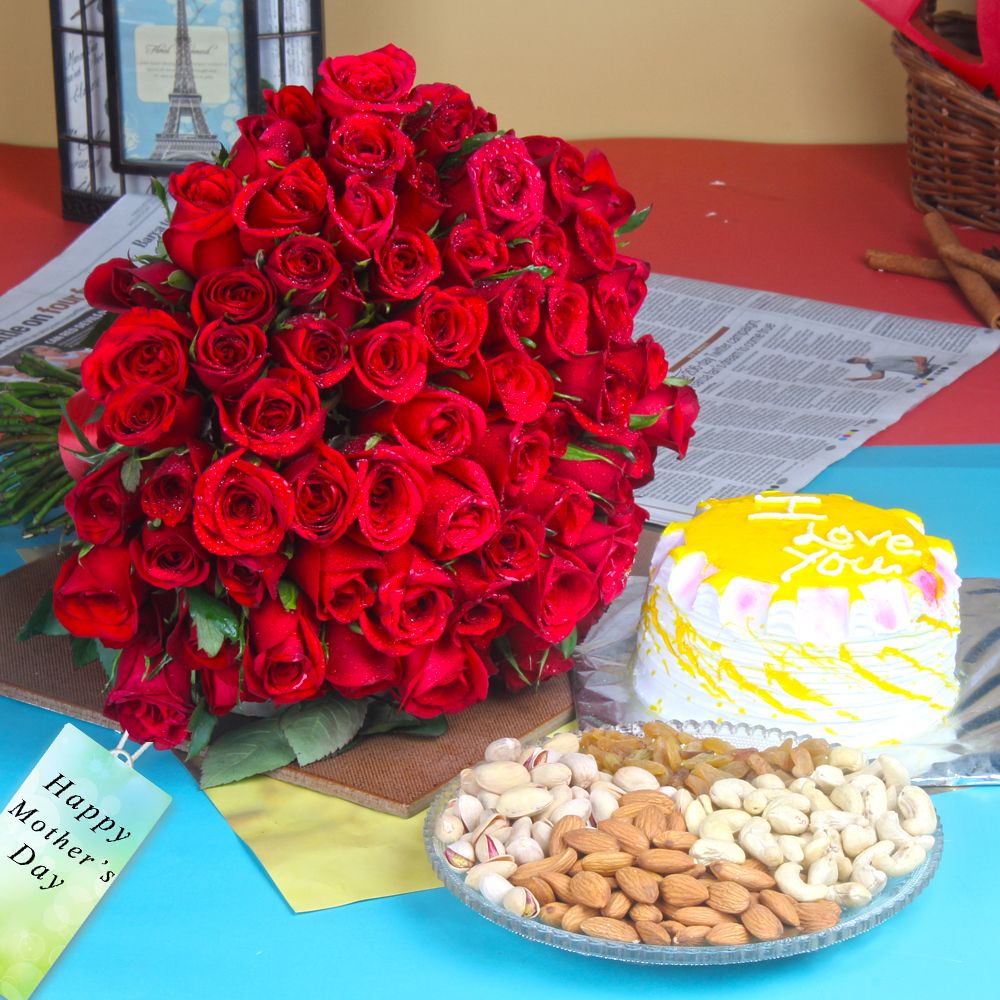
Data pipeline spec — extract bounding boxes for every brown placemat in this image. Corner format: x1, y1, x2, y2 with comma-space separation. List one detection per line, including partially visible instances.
0, 554, 574, 817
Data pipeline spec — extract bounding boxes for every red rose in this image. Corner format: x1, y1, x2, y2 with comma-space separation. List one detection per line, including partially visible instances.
540, 280, 589, 360
140, 446, 210, 527
483, 510, 545, 582
101, 384, 203, 451
315, 44, 418, 118
58, 390, 109, 480
574, 519, 639, 605
632, 382, 699, 457
198, 663, 246, 716
193, 449, 294, 556
265, 85, 328, 155
467, 419, 551, 499
445, 135, 545, 238
104, 641, 192, 749
263, 235, 342, 308
324, 622, 400, 698
360, 545, 453, 654
84, 258, 188, 313
395, 158, 447, 231
323, 268, 366, 330
347, 320, 428, 404
522, 219, 569, 277
514, 547, 598, 644
217, 367, 324, 459
191, 319, 268, 396
408, 83, 496, 161
323, 176, 396, 262
81, 308, 191, 403
246, 599, 327, 704
284, 441, 359, 543
163, 162, 243, 277
521, 476, 594, 546
191, 266, 277, 327
487, 351, 554, 423
131, 523, 210, 589
523, 135, 588, 223
355, 447, 427, 550
449, 561, 508, 642
398, 637, 490, 718
487, 271, 544, 351
290, 535, 382, 622
499, 626, 573, 693
65, 454, 140, 546
167, 612, 238, 674
232, 157, 329, 255
582, 149, 637, 230
549, 450, 633, 508
587, 268, 637, 345
271, 316, 352, 388
360, 390, 486, 463
417, 286, 488, 367
412, 458, 499, 561
372, 227, 442, 300
566, 208, 617, 279
216, 553, 287, 608
442, 219, 509, 284
53, 545, 142, 647
325, 113, 413, 183
227, 114, 305, 180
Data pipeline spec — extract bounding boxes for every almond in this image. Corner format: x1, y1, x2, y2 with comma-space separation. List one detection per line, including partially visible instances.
580, 916, 640, 943
796, 899, 841, 933
620, 790, 674, 811
611, 802, 648, 821
656, 829, 697, 851
637, 848, 696, 875
601, 891, 632, 920
541, 871, 574, 903
522, 876, 555, 906
664, 905, 728, 927
634, 804, 669, 845
598, 818, 650, 856
510, 847, 578, 885
561, 827, 619, 855
706, 922, 752, 945
539, 901, 569, 927
579, 850, 635, 875
709, 860, 776, 890
548, 814, 585, 856
635, 920, 673, 946
569, 871, 612, 909
664, 810, 688, 832
674, 924, 711, 945
661, 919, 686, 938
706, 881, 751, 914
741, 902, 784, 941
629, 903, 663, 923
561, 903, 599, 933
759, 889, 800, 927
615, 866, 661, 904
660, 873, 710, 907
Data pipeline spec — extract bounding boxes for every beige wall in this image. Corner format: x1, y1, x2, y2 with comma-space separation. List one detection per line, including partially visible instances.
0, 0, 906, 149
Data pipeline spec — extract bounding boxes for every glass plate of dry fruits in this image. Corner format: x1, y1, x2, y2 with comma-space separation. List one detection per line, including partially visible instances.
423, 720, 943, 964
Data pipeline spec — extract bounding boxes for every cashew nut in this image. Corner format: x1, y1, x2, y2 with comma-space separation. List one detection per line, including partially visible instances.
684, 799, 709, 836
830, 782, 864, 815
774, 862, 831, 902
896, 786, 938, 837
846, 773, 889, 821
810, 764, 846, 792
802, 832, 832, 867
765, 804, 810, 836
875, 811, 914, 847
799, 784, 838, 814
829, 746, 865, 773
699, 814, 737, 842
807, 855, 840, 886
877, 754, 910, 791
809, 808, 866, 833
872, 841, 926, 877
827, 881, 873, 908
689, 837, 746, 864
709, 778, 754, 810
841, 822, 878, 858
777, 834, 806, 864
851, 841, 893, 896
738, 817, 784, 867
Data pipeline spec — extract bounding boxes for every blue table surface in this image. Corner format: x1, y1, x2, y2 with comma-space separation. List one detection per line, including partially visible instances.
2, 443, 997, 999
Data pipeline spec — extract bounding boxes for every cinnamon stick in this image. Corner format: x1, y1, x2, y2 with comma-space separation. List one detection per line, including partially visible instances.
865, 249, 951, 282
923, 211, 1000, 328
937, 243, 1000, 286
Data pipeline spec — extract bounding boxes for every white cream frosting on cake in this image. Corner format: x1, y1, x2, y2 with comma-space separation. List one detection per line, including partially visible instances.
633, 492, 961, 746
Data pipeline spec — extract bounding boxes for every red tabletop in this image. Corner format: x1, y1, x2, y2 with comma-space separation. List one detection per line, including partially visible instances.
1, 140, 997, 445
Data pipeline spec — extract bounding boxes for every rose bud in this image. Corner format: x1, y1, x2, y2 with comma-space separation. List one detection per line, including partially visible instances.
498, 625, 573, 693
101, 384, 204, 451
284, 441, 359, 544
193, 449, 294, 557
65, 453, 141, 546
324, 112, 413, 183
290, 535, 382, 623
264, 84, 328, 155
191, 319, 268, 397
245, 599, 327, 705
487, 351, 554, 424
139, 444, 211, 527
131, 523, 211, 589
315, 43, 418, 118
346, 320, 428, 405
582, 148, 637, 230
167, 611, 239, 674
398, 637, 490, 718
417, 286, 488, 368
216, 553, 288, 609
483, 510, 546, 582
104, 641, 193, 750
58, 389, 109, 481
271, 316, 352, 389
323, 176, 396, 262
539, 279, 589, 360
191, 265, 278, 327
217, 367, 324, 460
565, 207, 617, 280
371, 227, 442, 301
324, 621, 401, 698
513, 547, 599, 644
408, 83, 496, 162
411, 458, 500, 561
81, 307, 192, 403
485, 271, 545, 352
442, 218, 509, 284
227, 113, 306, 180
263, 235, 342, 309
354, 446, 428, 551
521, 476, 594, 546
84, 258, 189, 313
52, 545, 143, 648
395, 158, 447, 231
466, 418, 552, 499
197, 663, 249, 717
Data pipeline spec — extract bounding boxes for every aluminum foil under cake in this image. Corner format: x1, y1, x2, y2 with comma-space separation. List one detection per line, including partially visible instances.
572, 577, 1000, 787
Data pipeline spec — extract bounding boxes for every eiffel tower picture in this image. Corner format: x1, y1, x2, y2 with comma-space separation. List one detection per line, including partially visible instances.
150, 0, 220, 161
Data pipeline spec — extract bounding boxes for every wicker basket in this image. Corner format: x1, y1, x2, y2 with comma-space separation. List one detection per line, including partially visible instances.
892, 9, 1000, 232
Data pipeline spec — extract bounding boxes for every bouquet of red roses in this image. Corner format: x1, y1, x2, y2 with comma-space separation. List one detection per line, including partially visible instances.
8, 44, 697, 784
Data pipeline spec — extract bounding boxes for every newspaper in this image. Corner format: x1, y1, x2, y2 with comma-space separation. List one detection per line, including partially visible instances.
636, 273, 1000, 525
1, 199, 998, 521
0, 194, 166, 375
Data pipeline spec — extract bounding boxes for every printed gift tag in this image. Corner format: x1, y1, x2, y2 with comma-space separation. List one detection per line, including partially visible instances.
0, 725, 170, 1000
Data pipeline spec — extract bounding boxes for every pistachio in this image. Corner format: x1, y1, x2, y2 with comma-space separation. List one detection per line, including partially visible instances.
479, 872, 515, 906
443, 840, 476, 871
612, 766, 661, 793
502, 885, 541, 918
465, 858, 517, 890
483, 737, 522, 762
543, 732, 581, 754
507, 836, 546, 865
474, 760, 531, 795
559, 752, 599, 789
496, 784, 554, 819
434, 812, 466, 845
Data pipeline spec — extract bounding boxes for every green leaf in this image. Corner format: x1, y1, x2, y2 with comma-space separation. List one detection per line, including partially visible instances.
629, 408, 667, 430
149, 177, 172, 220
557, 627, 579, 660
364, 433, 384, 451
60, 402, 101, 458
664, 375, 690, 387
17, 590, 69, 640
185, 700, 218, 761
280, 695, 367, 767
615, 204, 652, 236
360, 701, 448, 739
439, 130, 505, 173
70, 636, 98, 668
199, 717, 296, 788
96, 642, 122, 683
481, 265, 553, 282
560, 443, 617, 466
166, 269, 194, 291
120, 452, 142, 493
278, 579, 298, 612
186, 588, 240, 658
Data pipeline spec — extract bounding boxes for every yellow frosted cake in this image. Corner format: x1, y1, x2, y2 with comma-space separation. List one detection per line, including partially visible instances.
633, 492, 961, 745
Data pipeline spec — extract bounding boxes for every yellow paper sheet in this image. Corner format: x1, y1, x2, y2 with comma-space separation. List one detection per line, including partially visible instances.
205, 776, 439, 913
